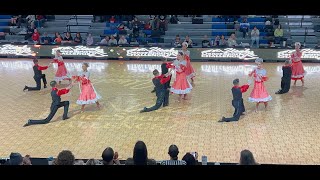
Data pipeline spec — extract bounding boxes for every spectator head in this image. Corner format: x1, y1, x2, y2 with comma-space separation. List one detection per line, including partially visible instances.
66, 32, 71, 37
233, 78, 240, 86
185, 35, 190, 41
56, 150, 75, 165
43, 32, 48, 36
87, 33, 92, 37
34, 29, 38, 33
175, 35, 180, 42
215, 35, 220, 40
50, 81, 57, 88
168, 145, 179, 160
120, 35, 125, 40
253, 26, 257, 30
221, 35, 225, 39
239, 149, 257, 165
105, 36, 110, 41
277, 24, 282, 29
102, 147, 114, 165
182, 153, 196, 165
57, 35, 61, 39
153, 69, 160, 76
133, 141, 148, 165
86, 159, 102, 165
55, 32, 60, 38
82, 62, 89, 71
203, 35, 208, 39
243, 18, 247, 22
230, 33, 236, 39
8, 152, 23, 165
76, 32, 81, 38
111, 35, 115, 40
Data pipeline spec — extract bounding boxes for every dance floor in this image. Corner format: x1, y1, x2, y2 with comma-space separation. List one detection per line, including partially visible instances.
0, 58, 320, 165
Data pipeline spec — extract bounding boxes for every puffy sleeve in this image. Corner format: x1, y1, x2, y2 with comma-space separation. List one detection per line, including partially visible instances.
57, 88, 70, 96
38, 65, 48, 70
239, 84, 250, 93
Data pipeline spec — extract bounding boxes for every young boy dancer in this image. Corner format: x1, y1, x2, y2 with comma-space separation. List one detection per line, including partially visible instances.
23, 58, 50, 91
275, 60, 292, 94
141, 69, 171, 113
219, 79, 250, 122
24, 81, 74, 127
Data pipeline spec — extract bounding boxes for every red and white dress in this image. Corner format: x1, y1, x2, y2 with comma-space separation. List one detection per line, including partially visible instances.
290, 50, 306, 80
248, 68, 272, 102
182, 50, 196, 79
52, 55, 70, 81
169, 60, 193, 94
73, 71, 102, 105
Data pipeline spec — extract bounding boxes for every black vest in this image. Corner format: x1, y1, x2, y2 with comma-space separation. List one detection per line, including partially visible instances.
33, 65, 42, 78
232, 87, 242, 101
51, 89, 61, 106
282, 66, 292, 79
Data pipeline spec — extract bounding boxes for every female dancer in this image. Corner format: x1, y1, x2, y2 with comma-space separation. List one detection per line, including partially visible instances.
52, 50, 71, 84
168, 51, 193, 102
248, 58, 272, 112
72, 63, 101, 112
290, 42, 306, 86
181, 42, 196, 83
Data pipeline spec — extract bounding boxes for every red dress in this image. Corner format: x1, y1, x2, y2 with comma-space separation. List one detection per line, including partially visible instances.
169, 60, 193, 94
52, 55, 70, 81
248, 68, 272, 102
73, 71, 101, 105
290, 50, 305, 80
183, 50, 196, 79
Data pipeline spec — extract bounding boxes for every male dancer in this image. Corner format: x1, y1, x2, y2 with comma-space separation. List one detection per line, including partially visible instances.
141, 69, 171, 113
275, 60, 292, 94
24, 81, 74, 127
23, 58, 50, 91
219, 79, 250, 122
151, 58, 171, 97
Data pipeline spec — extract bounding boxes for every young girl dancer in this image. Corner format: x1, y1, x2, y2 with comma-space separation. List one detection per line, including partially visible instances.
290, 42, 306, 86
248, 58, 272, 112
52, 50, 71, 84
181, 42, 196, 83
72, 63, 101, 112
168, 51, 193, 102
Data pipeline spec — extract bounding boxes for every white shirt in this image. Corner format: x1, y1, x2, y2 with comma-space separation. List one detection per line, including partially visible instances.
118, 38, 128, 45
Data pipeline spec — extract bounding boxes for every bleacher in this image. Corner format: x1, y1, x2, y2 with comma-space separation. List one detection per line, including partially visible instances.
1, 15, 320, 48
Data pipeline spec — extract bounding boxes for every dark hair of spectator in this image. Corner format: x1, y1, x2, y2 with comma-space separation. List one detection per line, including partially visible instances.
182, 153, 196, 165
56, 150, 75, 165
133, 141, 148, 165
239, 149, 257, 165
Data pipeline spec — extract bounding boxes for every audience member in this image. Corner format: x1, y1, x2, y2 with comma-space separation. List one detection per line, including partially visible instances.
54, 35, 62, 45
202, 35, 211, 48
118, 23, 125, 31
182, 153, 196, 165
22, 155, 32, 165
86, 33, 94, 46
228, 33, 238, 47
159, 15, 168, 32
274, 24, 284, 44
239, 149, 258, 165
144, 21, 152, 30
251, 26, 260, 48
102, 147, 120, 165
32, 29, 40, 44
132, 17, 141, 38
160, 145, 186, 165
212, 35, 220, 46
6, 152, 23, 165
100, 36, 110, 45
184, 35, 193, 47
173, 35, 182, 47
118, 35, 128, 45
26, 15, 35, 26
41, 32, 52, 44
74, 32, 83, 44
170, 15, 179, 24
56, 150, 75, 165
125, 141, 156, 165
63, 32, 73, 44
239, 18, 250, 38
219, 35, 227, 47
109, 16, 116, 23
108, 35, 118, 46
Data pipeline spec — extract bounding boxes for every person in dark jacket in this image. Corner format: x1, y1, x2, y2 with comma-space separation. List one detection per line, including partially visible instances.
23, 58, 50, 91
24, 81, 74, 127
276, 60, 292, 94
219, 79, 250, 122
140, 69, 171, 113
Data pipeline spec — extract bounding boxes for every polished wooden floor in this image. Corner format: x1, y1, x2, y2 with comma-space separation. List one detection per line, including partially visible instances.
0, 58, 319, 164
